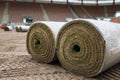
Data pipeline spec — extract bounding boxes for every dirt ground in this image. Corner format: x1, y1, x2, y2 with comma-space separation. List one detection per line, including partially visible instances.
0, 29, 95, 80
0, 29, 119, 80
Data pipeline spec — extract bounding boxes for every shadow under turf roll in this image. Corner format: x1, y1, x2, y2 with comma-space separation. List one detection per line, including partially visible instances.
27, 21, 66, 63
57, 19, 120, 77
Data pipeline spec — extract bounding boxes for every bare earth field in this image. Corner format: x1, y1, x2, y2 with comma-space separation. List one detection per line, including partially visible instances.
0, 29, 119, 80
0, 29, 94, 80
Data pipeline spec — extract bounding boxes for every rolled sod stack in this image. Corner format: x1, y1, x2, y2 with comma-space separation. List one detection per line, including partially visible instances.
27, 21, 66, 63
57, 19, 120, 77
4, 25, 13, 31
16, 26, 20, 32
16, 26, 29, 32
19, 25, 30, 32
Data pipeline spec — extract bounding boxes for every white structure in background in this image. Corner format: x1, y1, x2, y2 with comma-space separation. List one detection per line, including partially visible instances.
115, 11, 120, 17
65, 18, 73, 22
4, 0, 120, 5
97, 17, 112, 22
22, 16, 33, 25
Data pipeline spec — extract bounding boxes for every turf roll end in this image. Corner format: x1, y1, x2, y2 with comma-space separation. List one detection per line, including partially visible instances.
26, 22, 56, 63
57, 20, 106, 77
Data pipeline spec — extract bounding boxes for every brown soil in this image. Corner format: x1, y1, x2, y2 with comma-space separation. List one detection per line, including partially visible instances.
0, 29, 119, 80
0, 29, 94, 80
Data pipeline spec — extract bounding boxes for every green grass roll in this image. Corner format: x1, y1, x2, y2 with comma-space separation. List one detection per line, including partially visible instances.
27, 21, 66, 63
57, 19, 120, 77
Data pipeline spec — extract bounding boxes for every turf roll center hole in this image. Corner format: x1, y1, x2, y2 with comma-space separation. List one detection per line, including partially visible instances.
34, 39, 41, 46
72, 44, 80, 53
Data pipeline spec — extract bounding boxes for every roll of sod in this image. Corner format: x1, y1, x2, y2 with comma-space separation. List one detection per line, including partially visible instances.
3, 26, 12, 31
4, 26, 11, 31
20, 26, 30, 32
57, 19, 120, 77
16, 26, 20, 32
27, 21, 66, 63
19, 27, 22, 32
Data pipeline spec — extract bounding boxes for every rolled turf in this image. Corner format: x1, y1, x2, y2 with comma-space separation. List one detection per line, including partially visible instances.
19, 26, 30, 32
4, 27, 11, 31
27, 21, 66, 63
4, 26, 13, 31
16, 26, 20, 32
57, 19, 120, 77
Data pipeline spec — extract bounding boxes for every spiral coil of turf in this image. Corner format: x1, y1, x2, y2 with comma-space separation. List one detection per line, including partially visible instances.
57, 19, 120, 77
27, 21, 66, 63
